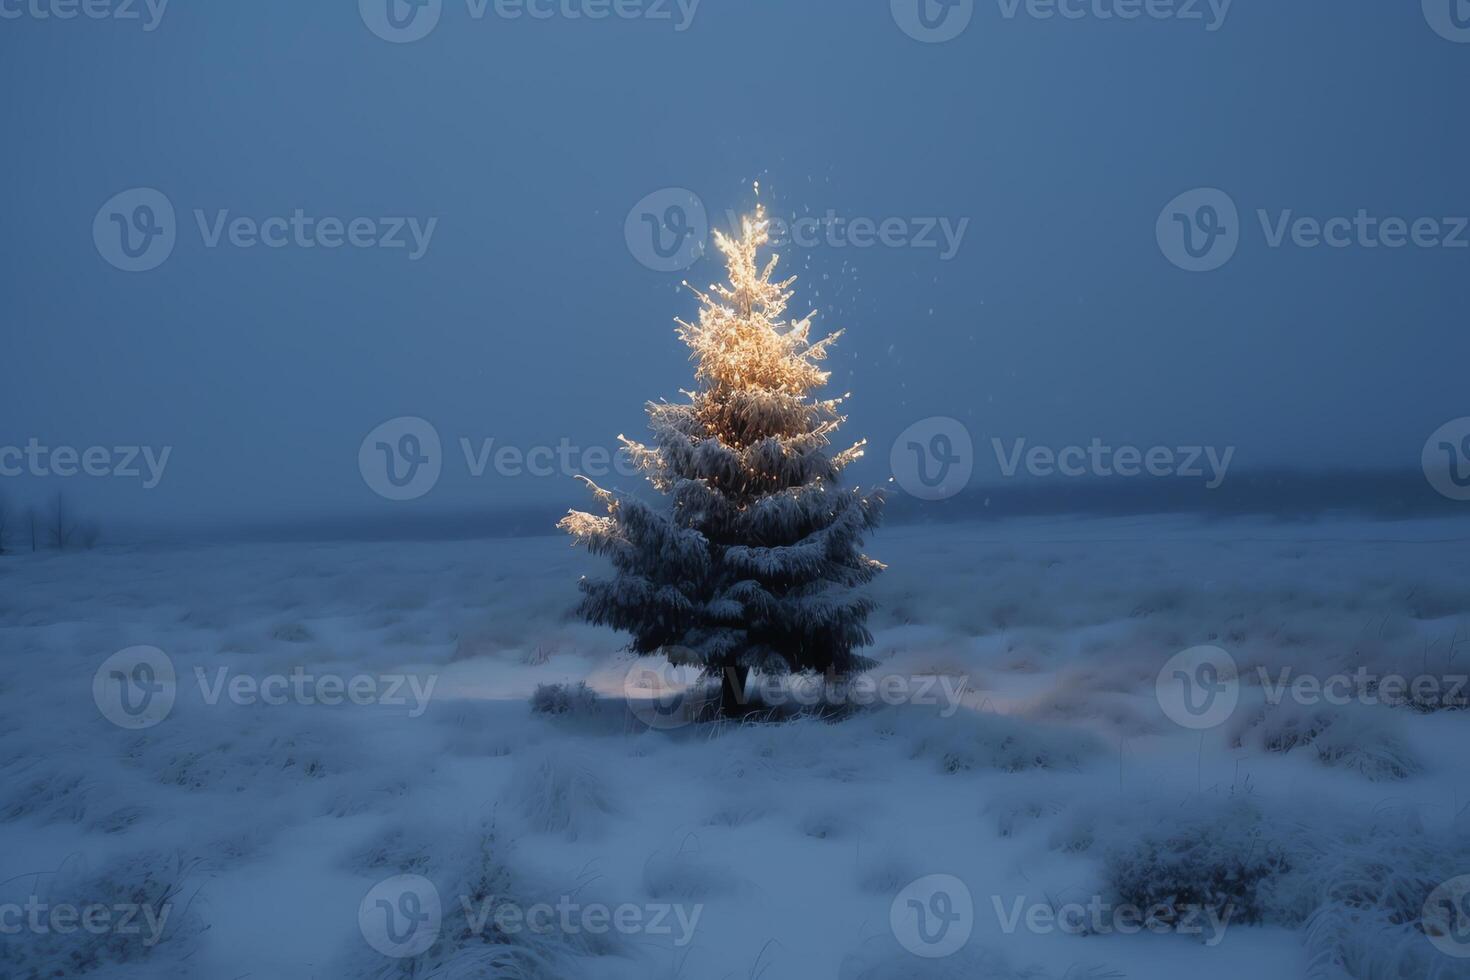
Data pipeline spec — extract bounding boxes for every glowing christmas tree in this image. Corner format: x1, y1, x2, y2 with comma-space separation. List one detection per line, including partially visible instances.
560, 203, 884, 714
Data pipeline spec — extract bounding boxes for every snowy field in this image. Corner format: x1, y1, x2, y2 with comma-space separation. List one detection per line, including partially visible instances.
4, 514, 1470, 980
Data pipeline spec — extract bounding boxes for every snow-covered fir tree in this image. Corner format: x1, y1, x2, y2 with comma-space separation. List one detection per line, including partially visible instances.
560, 204, 884, 714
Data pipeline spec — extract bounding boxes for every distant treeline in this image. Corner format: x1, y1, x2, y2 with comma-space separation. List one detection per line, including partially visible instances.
882, 467, 1463, 525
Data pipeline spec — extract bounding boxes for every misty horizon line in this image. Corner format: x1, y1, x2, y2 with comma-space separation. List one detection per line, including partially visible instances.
6, 465, 1459, 550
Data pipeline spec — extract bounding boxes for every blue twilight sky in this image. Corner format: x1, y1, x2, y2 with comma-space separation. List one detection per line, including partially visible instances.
2, 0, 1468, 530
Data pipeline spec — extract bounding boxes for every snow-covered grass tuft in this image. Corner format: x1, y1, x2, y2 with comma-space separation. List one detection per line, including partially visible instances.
891, 708, 1102, 774
710, 716, 869, 783
0, 762, 101, 826
124, 703, 362, 791
507, 746, 617, 840
796, 804, 859, 840
703, 796, 777, 829
1309, 714, 1422, 782
1099, 791, 1470, 976
984, 793, 1065, 841
346, 822, 436, 876
434, 700, 534, 757
1299, 807, 1470, 980
1103, 796, 1299, 927
530, 682, 598, 717
1304, 866, 1447, 979
0, 850, 207, 979
642, 842, 740, 901
1230, 701, 1422, 781
855, 846, 918, 895
1046, 802, 1108, 855
343, 820, 623, 980
270, 621, 315, 643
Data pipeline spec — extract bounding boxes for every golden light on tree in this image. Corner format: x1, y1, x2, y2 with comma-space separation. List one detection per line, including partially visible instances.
561, 202, 883, 716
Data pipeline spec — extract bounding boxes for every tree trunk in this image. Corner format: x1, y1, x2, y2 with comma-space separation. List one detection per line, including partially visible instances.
719, 665, 750, 717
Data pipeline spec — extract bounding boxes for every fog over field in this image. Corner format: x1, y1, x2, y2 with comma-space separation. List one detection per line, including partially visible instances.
4, 3, 1470, 979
